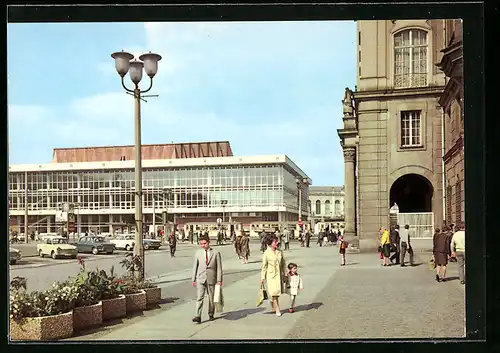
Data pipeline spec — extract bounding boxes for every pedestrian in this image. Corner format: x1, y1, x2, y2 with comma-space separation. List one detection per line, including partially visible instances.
285, 262, 304, 313
168, 231, 177, 257
239, 231, 250, 264
380, 227, 391, 266
235, 233, 242, 259
389, 225, 401, 265
191, 235, 223, 324
338, 234, 348, 266
444, 226, 456, 263
305, 229, 311, 248
260, 234, 287, 317
260, 230, 268, 253
275, 228, 281, 249
399, 224, 414, 266
181, 228, 186, 242
299, 229, 305, 247
432, 227, 449, 282
283, 228, 290, 251
450, 222, 465, 285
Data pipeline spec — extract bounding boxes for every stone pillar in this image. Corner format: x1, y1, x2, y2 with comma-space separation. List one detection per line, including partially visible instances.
343, 148, 357, 242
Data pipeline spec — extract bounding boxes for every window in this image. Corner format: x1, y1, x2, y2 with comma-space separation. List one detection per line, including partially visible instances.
358, 50, 361, 63
358, 31, 361, 46
334, 200, 341, 215
325, 200, 331, 215
446, 185, 453, 225
315, 200, 321, 215
401, 110, 422, 147
455, 179, 462, 224
394, 29, 428, 88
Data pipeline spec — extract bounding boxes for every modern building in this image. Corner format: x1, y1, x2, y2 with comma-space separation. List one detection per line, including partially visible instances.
308, 186, 345, 231
437, 19, 464, 226
338, 20, 452, 251
8, 141, 311, 237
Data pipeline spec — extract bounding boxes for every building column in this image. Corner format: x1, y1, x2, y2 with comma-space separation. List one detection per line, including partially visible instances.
343, 148, 356, 242
109, 214, 113, 234
47, 216, 51, 233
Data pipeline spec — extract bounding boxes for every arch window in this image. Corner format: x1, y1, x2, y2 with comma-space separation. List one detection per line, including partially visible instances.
325, 200, 331, 215
315, 200, 321, 215
334, 200, 341, 215
394, 29, 428, 88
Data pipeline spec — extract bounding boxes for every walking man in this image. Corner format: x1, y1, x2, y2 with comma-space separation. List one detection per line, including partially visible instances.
400, 224, 414, 266
451, 222, 466, 285
191, 235, 223, 323
168, 231, 177, 257
283, 227, 290, 251
390, 225, 401, 265
305, 228, 311, 248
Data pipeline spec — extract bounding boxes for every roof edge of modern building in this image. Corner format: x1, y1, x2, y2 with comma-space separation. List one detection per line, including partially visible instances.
9, 154, 311, 180
51, 140, 232, 151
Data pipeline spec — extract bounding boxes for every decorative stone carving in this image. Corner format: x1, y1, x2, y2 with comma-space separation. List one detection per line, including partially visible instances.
343, 149, 356, 163
342, 87, 354, 116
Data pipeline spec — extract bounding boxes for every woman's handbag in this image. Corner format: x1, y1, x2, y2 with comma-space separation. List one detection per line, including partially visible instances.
256, 283, 268, 307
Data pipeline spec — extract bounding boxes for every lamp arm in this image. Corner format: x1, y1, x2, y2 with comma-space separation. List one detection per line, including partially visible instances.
121, 76, 135, 93
140, 77, 154, 94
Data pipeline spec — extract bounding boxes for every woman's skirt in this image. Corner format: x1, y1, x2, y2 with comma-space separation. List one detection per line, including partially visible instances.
434, 251, 448, 266
383, 244, 391, 258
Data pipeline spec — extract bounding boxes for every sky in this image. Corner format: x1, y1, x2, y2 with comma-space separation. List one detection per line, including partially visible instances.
7, 21, 356, 186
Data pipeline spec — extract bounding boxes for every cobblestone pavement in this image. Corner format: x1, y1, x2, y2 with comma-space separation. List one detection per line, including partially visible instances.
62, 243, 465, 341
286, 255, 465, 339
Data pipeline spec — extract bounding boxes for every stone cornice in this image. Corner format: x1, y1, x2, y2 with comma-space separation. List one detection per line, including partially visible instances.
436, 40, 463, 78
443, 136, 464, 163
438, 78, 462, 110
353, 86, 445, 101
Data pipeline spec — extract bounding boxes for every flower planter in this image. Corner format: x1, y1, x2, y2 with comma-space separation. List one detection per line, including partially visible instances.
73, 301, 103, 332
143, 287, 161, 306
101, 295, 126, 321
125, 290, 147, 313
10, 310, 73, 341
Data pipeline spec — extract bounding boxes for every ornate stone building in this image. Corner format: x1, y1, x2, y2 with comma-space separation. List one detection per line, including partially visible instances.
338, 20, 449, 251
437, 19, 464, 226
308, 186, 345, 226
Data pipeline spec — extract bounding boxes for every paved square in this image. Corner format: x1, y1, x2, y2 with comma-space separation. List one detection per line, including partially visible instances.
68, 243, 465, 340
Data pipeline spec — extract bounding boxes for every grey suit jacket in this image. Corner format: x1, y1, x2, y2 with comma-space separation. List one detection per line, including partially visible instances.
192, 248, 223, 285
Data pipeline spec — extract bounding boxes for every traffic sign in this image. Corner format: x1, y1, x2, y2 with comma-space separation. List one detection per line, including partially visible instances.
298, 219, 303, 226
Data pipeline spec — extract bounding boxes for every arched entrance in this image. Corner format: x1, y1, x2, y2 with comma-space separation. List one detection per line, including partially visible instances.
389, 174, 433, 212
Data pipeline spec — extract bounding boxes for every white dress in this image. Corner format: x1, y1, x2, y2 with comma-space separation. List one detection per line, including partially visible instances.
287, 274, 304, 296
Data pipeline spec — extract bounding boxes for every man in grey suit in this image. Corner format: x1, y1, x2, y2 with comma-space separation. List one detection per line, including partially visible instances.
191, 235, 223, 323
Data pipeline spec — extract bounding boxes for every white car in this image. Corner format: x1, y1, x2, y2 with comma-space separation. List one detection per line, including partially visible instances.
110, 235, 135, 251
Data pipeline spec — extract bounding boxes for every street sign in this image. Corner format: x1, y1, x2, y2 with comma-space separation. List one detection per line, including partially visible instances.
298, 219, 303, 227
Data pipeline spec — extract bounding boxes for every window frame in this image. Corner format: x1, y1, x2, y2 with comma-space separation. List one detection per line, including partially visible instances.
400, 110, 423, 148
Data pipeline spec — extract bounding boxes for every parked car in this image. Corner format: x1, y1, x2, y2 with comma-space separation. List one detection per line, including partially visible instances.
10, 247, 22, 265
37, 237, 78, 259
110, 235, 135, 251
72, 236, 115, 255
143, 238, 162, 250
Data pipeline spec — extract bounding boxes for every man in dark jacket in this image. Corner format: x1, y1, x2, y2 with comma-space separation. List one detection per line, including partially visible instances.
390, 225, 401, 264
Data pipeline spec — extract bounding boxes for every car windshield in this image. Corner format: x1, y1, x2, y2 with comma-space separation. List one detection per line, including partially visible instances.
52, 238, 68, 244
93, 237, 105, 243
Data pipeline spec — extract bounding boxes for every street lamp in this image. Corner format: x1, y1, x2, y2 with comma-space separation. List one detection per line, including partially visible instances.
111, 50, 162, 280
163, 188, 172, 239
221, 200, 228, 227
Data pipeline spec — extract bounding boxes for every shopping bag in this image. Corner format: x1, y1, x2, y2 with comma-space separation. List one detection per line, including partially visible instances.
214, 283, 224, 312
428, 255, 436, 270
256, 284, 268, 307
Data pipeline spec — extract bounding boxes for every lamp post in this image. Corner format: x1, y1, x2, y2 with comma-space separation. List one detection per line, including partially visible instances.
163, 188, 172, 239
111, 50, 162, 280
221, 200, 228, 229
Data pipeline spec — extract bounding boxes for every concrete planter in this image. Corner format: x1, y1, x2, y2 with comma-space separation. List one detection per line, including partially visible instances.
73, 301, 103, 331
143, 287, 161, 306
125, 290, 147, 313
10, 310, 73, 341
101, 295, 126, 321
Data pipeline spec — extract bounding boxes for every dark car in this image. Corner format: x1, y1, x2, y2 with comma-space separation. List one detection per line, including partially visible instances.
143, 238, 162, 250
73, 236, 115, 255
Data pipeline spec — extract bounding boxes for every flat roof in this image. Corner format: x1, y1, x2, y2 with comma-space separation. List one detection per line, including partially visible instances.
9, 154, 312, 183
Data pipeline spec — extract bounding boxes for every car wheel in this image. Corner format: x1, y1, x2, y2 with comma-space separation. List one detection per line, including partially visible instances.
125, 244, 131, 251
39, 249, 44, 258
144, 244, 150, 250
51, 251, 57, 259
91, 247, 99, 255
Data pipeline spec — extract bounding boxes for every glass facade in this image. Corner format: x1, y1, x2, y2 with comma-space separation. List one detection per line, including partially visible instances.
8, 164, 311, 213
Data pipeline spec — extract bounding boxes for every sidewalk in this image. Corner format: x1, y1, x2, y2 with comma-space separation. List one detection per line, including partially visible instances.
70, 246, 465, 340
